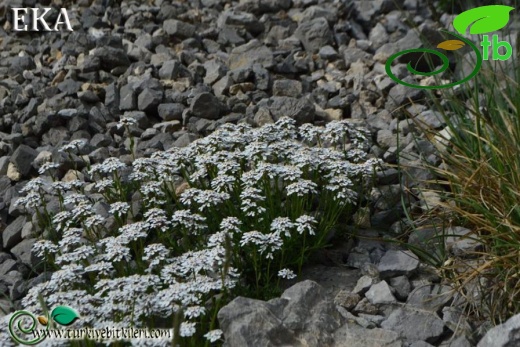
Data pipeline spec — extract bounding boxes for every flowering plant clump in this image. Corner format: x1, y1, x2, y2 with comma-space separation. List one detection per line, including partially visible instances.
2, 117, 381, 346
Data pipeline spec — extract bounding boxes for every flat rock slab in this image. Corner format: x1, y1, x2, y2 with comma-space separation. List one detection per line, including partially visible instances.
378, 250, 420, 279
280, 264, 361, 301
381, 306, 446, 344
333, 322, 402, 347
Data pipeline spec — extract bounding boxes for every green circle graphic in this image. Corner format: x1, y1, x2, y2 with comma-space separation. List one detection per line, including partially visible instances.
8, 310, 48, 345
385, 29, 483, 89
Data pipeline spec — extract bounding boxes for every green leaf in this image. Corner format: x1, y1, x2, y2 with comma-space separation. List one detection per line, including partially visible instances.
50, 306, 80, 326
453, 5, 515, 35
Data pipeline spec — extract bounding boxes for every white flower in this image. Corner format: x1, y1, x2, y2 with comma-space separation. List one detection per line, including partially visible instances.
180, 189, 230, 211
99, 237, 132, 262
142, 244, 170, 272
38, 162, 60, 175
60, 139, 87, 153
59, 228, 85, 251
119, 222, 147, 243
184, 306, 206, 319
278, 268, 297, 279
63, 193, 90, 206
14, 191, 40, 210
299, 123, 322, 143
84, 214, 105, 229
89, 157, 126, 176
204, 329, 223, 343
51, 181, 72, 194
94, 178, 115, 192
240, 231, 283, 256
109, 202, 130, 217
56, 245, 95, 265
84, 261, 114, 276
117, 116, 138, 129
171, 210, 206, 234
211, 174, 236, 193
220, 217, 242, 234
32, 240, 59, 257
144, 208, 170, 230
286, 180, 318, 197
179, 322, 196, 337
325, 175, 358, 203
270, 217, 294, 238
295, 215, 317, 236
21, 177, 49, 193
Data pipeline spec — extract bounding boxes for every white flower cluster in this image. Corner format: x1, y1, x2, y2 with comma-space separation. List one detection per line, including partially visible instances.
15, 117, 381, 345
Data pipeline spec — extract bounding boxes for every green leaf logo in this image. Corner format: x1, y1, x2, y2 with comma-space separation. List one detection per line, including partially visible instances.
50, 306, 80, 326
453, 5, 515, 35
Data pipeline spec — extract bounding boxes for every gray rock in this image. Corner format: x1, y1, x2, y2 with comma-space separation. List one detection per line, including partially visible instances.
153, 120, 182, 135
174, 133, 198, 147
228, 40, 275, 70
332, 322, 401, 347
319, 45, 339, 60
273, 80, 303, 98
3, 215, 26, 249
10, 238, 39, 268
347, 249, 372, 269
10, 145, 38, 176
158, 103, 184, 121
204, 59, 228, 85
218, 10, 264, 35
415, 110, 445, 129
371, 185, 402, 210
252, 64, 270, 91
0, 259, 17, 276
163, 19, 196, 39
280, 280, 344, 345
58, 79, 83, 95
334, 290, 361, 311
386, 79, 424, 109
353, 275, 377, 295
0, 156, 9, 175
381, 307, 446, 343
295, 18, 333, 53
410, 342, 435, 347
407, 284, 452, 312
119, 84, 137, 111
90, 134, 112, 148
477, 312, 520, 346
218, 295, 301, 347
365, 281, 397, 305
439, 336, 472, 347
354, 297, 380, 315
369, 22, 389, 50
159, 60, 192, 80
445, 226, 481, 257
378, 250, 420, 279
92, 47, 131, 70
10, 276, 27, 301
259, 96, 315, 125
190, 93, 221, 120
342, 47, 374, 69
389, 276, 411, 301
219, 280, 343, 347
407, 227, 445, 262
442, 307, 473, 339
138, 88, 163, 113
122, 111, 149, 129
235, 0, 292, 14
